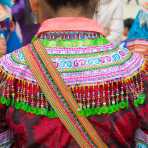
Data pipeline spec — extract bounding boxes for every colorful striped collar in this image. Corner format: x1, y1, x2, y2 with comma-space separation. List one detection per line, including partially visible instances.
36, 17, 105, 37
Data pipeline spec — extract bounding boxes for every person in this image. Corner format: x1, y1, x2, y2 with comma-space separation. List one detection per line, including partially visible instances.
123, 18, 134, 40
0, 1, 22, 55
0, 0, 147, 147
0, 31, 6, 57
128, 2, 148, 40
127, 2, 148, 57
12, 0, 40, 45
94, 0, 124, 45
126, 3, 148, 147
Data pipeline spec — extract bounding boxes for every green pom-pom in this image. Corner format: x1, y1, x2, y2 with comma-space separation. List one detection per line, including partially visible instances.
23, 103, 29, 112
100, 106, 108, 114
113, 104, 119, 112
138, 93, 146, 100
119, 101, 128, 109
137, 98, 145, 105
108, 105, 115, 114
85, 109, 93, 117
137, 94, 146, 105
96, 107, 102, 115
42, 108, 48, 116
33, 107, 37, 115
35, 108, 41, 115
21, 102, 27, 110
47, 111, 56, 118
30, 106, 36, 114
15, 102, 21, 110
35, 108, 42, 115
89, 108, 96, 116
0, 96, 6, 105
51, 111, 57, 118
26, 105, 31, 113
77, 111, 85, 116
134, 99, 138, 107
5, 99, 11, 106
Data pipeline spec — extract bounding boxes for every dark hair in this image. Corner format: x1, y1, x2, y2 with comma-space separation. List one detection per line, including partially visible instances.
124, 18, 134, 30
45, 0, 91, 10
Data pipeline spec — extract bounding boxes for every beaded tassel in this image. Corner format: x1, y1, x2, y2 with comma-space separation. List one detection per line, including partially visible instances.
116, 82, 119, 103
85, 86, 90, 108
0, 64, 146, 118
120, 80, 124, 101
16, 80, 20, 102
76, 86, 83, 110
20, 80, 23, 102
111, 82, 115, 105
30, 84, 34, 107
81, 87, 86, 109
92, 86, 95, 107
97, 89, 100, 107
125, 80, 129, 101
139, 72, 144, 92
94, 85, 98, 107
26, 82, 30, 104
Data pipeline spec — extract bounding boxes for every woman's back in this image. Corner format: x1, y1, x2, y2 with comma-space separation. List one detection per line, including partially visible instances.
0, 0, 147, 147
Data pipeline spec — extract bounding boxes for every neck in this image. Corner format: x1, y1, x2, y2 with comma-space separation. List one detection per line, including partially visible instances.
56, 7, 89, 18
39, 6, 91, 23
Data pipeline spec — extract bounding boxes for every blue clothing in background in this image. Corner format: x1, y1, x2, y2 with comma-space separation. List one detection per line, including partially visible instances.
6, 30, 22, 53
0, 29, 22, 54
0, 0, 14, 7
128, 10, 148, 40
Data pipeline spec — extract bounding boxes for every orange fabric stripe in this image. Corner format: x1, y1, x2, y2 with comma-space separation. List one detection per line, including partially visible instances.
22, 46, 93, 148
32, 40, 108, 148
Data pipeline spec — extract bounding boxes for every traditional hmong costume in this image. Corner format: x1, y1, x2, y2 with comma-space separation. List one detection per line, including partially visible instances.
0, 0, 22, 56
0, 17, 148, 148
126, 2, 148, 83
126, 4, 148, 146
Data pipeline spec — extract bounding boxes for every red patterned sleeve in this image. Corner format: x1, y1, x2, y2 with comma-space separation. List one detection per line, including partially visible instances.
0, 74, 8, 133
141, 74, 148, 131
0, 72, 13, 147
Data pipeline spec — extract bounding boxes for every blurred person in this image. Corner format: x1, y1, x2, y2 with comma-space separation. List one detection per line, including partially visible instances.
12, 0, 40, 45
123, 18, 134, 40
0, 31, 6, 56
127, 1, 148, 56
0, 0, 147, 147
0, 0, 22, 55
126, 4, 148, 147
94, 0, 124, 45
128, 1, 148, 40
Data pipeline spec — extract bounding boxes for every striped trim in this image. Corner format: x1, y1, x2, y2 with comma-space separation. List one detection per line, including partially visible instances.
41, 36, 109, 48
23, 46, 97, 147
59, 53, 132, 73
23, 40, 108, 148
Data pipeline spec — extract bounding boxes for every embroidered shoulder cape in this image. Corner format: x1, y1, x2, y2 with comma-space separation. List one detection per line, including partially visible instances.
0, 17, 148, 147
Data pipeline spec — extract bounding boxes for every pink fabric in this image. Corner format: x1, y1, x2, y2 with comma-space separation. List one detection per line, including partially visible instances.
37, 17, 105, 36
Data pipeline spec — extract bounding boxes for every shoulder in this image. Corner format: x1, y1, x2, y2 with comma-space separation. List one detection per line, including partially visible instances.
0, 45, 36, 83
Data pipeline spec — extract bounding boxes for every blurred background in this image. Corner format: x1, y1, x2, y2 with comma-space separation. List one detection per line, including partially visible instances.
124, 0, 145, 18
